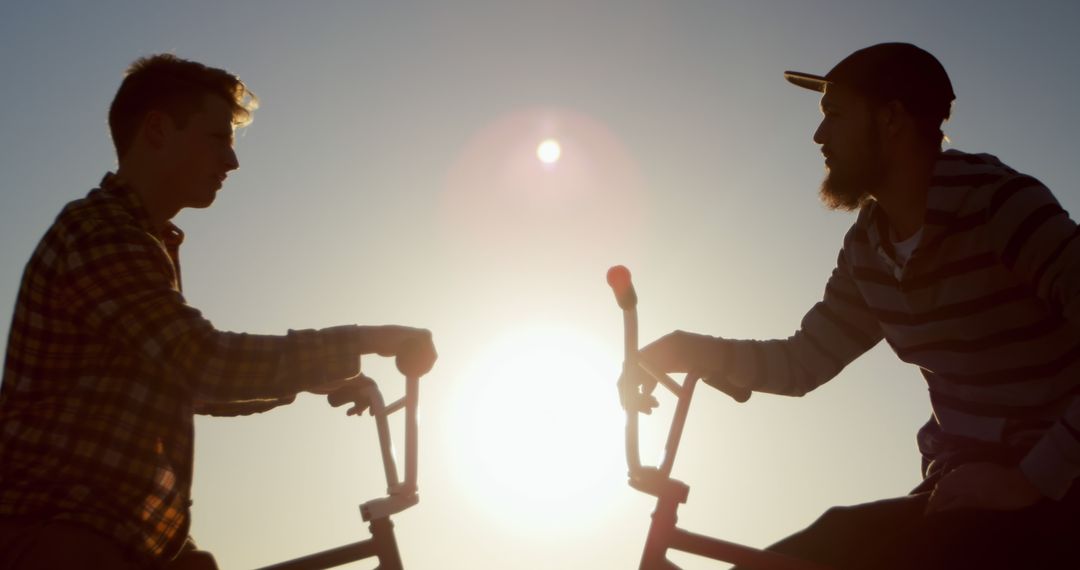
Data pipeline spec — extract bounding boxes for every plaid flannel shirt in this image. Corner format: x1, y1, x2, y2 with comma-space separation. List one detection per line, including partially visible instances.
0, 173, 363, 565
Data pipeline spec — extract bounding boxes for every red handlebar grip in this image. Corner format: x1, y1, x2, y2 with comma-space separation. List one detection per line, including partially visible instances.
607, 265, 637, 310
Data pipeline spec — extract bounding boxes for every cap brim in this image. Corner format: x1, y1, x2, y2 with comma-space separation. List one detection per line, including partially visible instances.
784, 71, 829, 93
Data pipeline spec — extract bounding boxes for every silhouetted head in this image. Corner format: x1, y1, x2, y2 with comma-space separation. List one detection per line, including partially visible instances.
110, 54, 258, 159
109, 54, 258, 213
785, 43, 955, 210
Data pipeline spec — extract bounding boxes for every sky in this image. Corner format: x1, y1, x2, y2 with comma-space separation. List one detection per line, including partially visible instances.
1, 1, 1079, 569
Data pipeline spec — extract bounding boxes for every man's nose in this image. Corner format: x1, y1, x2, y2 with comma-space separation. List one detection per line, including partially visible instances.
224, 148, 239, 172
813, 120, 827, 146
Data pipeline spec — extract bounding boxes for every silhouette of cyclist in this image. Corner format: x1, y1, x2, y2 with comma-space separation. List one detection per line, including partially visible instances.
0, 54, 436, 569
641, 43, 1080, 569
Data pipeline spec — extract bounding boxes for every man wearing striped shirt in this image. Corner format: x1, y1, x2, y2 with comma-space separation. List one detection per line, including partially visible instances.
0, 55, 436, 568
641, 43, 1080, 568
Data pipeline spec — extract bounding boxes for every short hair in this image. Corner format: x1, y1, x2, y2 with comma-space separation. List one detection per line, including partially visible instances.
108, 54, 259, 157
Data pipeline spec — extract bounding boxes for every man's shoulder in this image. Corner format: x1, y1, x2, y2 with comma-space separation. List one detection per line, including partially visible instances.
932, 149, 1039, 213
936, 149, 1025, 186
53, 187, 146, 244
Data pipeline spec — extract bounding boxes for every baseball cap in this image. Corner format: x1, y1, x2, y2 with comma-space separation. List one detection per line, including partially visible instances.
784, 43, 955, 122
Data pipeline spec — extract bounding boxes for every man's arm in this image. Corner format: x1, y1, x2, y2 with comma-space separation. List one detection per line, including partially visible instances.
194, 395, 297, 416
987, 174, 1080, 500
641, 244, 884, 397
60, 223, 431, 402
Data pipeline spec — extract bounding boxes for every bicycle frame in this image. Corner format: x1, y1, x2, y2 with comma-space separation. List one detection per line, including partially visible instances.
256, 353, 425, 570
608, 266, 830, 570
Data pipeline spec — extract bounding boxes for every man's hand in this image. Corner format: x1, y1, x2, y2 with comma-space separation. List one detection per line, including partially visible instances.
394, 332, 438, 377
925, 462, 1044, 514
639, 330, 750, 402
309, 326, 435, 398
358, 325, 436, 360
618, 365, 660, 414
322, 374, 378, 416
639, 330, 723, 374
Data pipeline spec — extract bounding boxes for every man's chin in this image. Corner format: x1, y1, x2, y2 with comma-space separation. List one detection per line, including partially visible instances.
819, 172, 869, 212
190, 192, 217, 209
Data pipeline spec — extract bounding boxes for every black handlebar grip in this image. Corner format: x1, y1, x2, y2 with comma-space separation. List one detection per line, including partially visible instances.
395, 336, 437, 377
606, 265, 637, 310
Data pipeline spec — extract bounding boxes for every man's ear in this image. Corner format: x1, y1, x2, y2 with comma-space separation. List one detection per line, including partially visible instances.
141, 109, 172, 150
878, 100, 907, 139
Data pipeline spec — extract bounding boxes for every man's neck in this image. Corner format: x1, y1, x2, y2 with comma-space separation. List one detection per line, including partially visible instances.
114, 162, 180, 234
872, 151, 937, 241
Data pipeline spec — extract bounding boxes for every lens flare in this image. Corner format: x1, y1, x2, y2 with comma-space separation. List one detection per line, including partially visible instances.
536, 139, 561, 164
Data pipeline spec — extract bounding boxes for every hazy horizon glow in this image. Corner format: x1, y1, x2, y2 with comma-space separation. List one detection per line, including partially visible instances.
444, 322, 624, 536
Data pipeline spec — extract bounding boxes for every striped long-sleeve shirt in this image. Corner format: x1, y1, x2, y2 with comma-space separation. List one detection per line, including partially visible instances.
0, 173, 365, 565
719, 149, 1080, 500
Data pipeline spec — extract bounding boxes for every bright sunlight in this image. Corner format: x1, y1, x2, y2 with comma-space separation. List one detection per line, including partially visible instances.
445, 323, 626, 536
536, 138, 561, 164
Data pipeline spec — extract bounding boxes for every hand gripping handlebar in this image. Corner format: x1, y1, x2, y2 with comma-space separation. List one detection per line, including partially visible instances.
256, 339, 434, 570
608, 266, 832, 570
357, 338, 432, 521
607, 265, 697, 496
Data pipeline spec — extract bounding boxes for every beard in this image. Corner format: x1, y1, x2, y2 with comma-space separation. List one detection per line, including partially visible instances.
819, 124, 887, 211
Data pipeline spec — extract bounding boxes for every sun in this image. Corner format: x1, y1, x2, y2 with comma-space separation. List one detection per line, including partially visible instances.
444, 323, 625, 535
536, 138, 561, 164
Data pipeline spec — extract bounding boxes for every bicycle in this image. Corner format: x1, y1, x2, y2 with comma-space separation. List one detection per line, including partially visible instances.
255, 342, 432, 570
607, 265, 831, 570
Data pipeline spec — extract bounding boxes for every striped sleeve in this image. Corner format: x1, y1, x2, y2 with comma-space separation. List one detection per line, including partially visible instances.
987, 175, 1080, 499
723, 245, 884, 396
987, 174, 1080, 317
60, 224, 362, 401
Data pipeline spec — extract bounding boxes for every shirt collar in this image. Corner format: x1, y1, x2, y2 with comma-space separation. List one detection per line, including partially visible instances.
99, 172, 185, 246
861, 149, 972, 260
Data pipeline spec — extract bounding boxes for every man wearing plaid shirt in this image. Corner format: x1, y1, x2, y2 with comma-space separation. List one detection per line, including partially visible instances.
0, 54, 437, 569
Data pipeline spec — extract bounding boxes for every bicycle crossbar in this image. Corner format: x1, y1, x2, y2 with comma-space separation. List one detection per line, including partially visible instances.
255, 540, 377, 570
385, 397, 406, 415
670, 527, 831, 570
255, 517, 403, 570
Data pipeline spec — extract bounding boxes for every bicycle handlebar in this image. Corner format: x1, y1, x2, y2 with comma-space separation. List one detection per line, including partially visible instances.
608, 266, 701, 491
606, 265, 637, 310
609, 267, 835, 570
355, 341, 432, 521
